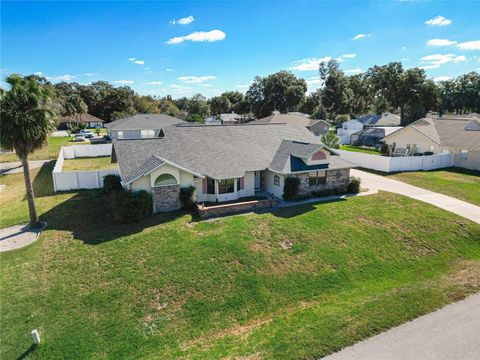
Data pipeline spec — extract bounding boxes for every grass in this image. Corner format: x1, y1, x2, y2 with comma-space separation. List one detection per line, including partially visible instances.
1, 165, 479, 359
385, 167, 480, 206
62, 156, 118, 171
0, 137, 85, 163
340, 145, 381, 155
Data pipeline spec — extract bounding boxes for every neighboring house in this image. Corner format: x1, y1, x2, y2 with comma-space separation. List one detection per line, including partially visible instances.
383, 116, 480, 170
250, 113, 330, 136
337, 120, 363, 144
112, 124, 354, 213
337, 113, 401, 144
350, 127, 403, 149
57, 113, 104, 130
204, 116, 222, 125
219, 112, 247, 124
105, 114, 186, 140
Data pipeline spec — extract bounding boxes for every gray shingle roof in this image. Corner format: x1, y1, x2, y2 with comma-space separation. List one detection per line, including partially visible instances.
115, 124, 354, 184
355, 113, 401, 126
105, 114, 186, 130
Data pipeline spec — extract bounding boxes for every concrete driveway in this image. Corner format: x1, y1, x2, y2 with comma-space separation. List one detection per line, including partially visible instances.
324, 293, 480, 360
0, 160, 50, 175
351, 169, 480, 224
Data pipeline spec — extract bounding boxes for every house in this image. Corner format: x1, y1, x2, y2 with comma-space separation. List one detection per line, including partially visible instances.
112, 124, 354, 213
57, 113, 104, 130
336, 119, 363, 144
350, 127, 403, 149
337, 113, 401, 144
105, 114, 186, 140
219, 112, 248, 124
383, 116, 480, 170
250, 113, 330, 136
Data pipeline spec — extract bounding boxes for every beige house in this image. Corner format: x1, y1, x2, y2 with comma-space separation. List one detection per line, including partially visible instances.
383, 116, 480, 170
112, 124, 354, 213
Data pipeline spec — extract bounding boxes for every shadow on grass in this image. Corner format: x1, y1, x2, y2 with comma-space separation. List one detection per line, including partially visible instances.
16, 344, 36, 360
269, 197, 346, 219
358, 166, 480, 177
40, 190, 189, 245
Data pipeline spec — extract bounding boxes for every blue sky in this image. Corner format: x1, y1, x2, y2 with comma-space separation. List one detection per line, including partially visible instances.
1, 1, 479, 98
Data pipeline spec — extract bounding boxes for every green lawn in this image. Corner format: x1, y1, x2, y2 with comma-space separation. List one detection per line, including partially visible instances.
340, 145, 381, 155
0, 137, 82, 162
387, 168, 480, 206
1, 165, 479, 359
62, 156, 118, 171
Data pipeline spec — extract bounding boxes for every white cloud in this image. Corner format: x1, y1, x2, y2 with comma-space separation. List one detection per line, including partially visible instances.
34, 71, 43, 76
128, 57, 136, 61
353, 33, 371, 40
457, 40, 480, 50
165, 68, 174, 72
421, 53, 466, 68
178, 75, 216, 83
401, 46, 407, 51
305, 76, 322, 86
170, 15, 194, 25
128, 58, 144, 65
344, 68, 363, 74
427, 38, 457, 47
144, 88, 168, 94
425, 15, 452, 26
83, 72, 98, 77
290, 57, 332, 71
45, 74, 75, 81
114, 80, 134, 84
433, 76, 452, 82
337, 53, 356, 62
145, 81, 163, 85
166, 30, 226, 44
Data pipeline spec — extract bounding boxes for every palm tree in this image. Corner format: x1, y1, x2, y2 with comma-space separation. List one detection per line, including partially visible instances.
0, 74, 56, 227
321, 131, 340, 149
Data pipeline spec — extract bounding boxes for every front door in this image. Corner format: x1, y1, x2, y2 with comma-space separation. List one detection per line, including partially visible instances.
255, 171, 264, 191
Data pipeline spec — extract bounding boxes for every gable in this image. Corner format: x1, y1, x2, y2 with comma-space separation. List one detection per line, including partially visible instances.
465, 121, 480, 131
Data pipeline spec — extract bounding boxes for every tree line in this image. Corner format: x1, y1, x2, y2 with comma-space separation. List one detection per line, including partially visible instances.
6, 62, 480, 126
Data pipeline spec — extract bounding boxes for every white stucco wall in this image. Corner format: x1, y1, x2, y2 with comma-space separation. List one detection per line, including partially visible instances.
195, 171, 256, 203
264, 170, 284, 199
454, 150, 480, 170
130, 163, 197, 193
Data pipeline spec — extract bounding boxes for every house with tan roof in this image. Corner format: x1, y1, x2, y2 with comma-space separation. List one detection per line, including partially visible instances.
383, 115, 480, 170
105, 114, 186, 140
250, 113, 330, 136
57, 113, 104, 130
112, 124, 354, 213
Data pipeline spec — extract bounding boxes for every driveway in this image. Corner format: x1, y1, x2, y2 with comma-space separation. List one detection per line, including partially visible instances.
324, 293, 480, 360
0, 160, 50, 175
351, 169, 480, 224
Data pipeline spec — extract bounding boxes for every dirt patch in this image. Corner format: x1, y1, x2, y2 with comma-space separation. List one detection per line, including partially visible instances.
445, 260, 480, 295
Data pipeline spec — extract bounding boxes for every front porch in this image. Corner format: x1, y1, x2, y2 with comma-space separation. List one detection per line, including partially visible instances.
196, 194, 279, 219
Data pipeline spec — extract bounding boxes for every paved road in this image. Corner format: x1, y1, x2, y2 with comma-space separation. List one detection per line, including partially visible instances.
324, 293, 480, 360
0, 160, 50, 175
351, 169, 480, 224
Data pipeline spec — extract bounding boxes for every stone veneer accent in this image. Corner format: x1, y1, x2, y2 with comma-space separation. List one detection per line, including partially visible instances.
153, 185, 181, 213
297, 168, 350, 195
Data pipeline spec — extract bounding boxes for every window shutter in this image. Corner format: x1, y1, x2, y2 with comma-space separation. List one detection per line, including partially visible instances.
239, 177, 244, 189
202, 178, 207, 193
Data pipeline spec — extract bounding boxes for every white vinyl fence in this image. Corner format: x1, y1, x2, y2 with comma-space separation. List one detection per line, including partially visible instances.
53, 144, 119, 192
333, 149, 454, 173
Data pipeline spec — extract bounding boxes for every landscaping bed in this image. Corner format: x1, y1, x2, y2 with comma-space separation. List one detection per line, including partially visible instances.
62, 156, 118, 171
1, 165, 480, 359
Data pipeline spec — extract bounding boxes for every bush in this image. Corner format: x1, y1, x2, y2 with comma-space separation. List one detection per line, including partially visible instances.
103, 175, 123, 194
283, 177, 300, 201
380, 143, 389, 156
179, 186, 196, 210
112, 190, 152, 223
347, 177, 361, 193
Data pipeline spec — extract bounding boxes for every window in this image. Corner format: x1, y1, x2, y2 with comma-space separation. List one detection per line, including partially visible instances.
237, 177, 244, 191
218, 179, 235, 194
309, 171, 326, 186
207, 177, 215, 194
274, 174, 280, 186
154, 174, 177, 186
117, 131, 124, 139
141, 129, 155, 138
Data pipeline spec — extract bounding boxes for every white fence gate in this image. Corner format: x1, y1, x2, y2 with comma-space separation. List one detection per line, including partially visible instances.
333, 149, 454, 172
53, 144, 119, 192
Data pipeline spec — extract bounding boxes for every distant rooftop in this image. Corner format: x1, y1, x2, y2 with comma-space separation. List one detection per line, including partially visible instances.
104, 113, 185, 130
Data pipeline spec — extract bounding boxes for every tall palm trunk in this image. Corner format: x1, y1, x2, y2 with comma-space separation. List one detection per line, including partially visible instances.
20, 156, 39, 228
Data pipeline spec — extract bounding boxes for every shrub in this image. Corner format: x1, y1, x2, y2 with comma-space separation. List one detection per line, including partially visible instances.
112, 190, 152, 223
380, 143, 389, 156
347, 177, 361, 193
283, 177, 300, 201
103, 175, 123, 194
179, 186, 196, 210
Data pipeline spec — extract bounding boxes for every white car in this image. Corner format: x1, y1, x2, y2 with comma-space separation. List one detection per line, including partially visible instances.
79, 130, 94, 138
74, 134, 86, 142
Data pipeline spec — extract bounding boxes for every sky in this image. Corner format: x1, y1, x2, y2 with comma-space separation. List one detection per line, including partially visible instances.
1, 1, 480, 98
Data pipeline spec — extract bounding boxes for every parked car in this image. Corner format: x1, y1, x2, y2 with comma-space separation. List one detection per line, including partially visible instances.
73, 134, 86, 142
80, 130, 94, 138
89, 135, 112, 144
